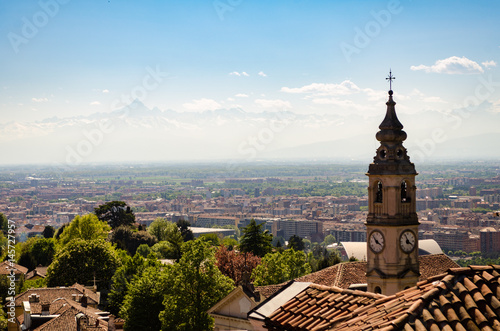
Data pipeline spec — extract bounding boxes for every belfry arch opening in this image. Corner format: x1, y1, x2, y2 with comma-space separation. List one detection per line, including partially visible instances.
401, 180, 411, 203
375, 181, 383, 203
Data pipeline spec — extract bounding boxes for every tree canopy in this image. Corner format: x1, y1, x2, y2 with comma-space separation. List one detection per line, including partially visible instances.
42, 225, 55, 238
0, 213, 8, 235
215, 245, 261, 286
177, 219, 194, 242
58, 214, 111, 246
109, 226, 157, 256
46, 239, 120, 289
120, 266, 166, 331
159, 239, 234, 331
239, 219, 272, 257
17, 237, 56, 271
94, 201, 135, 229
108, 253, 161, 316
252, 249, 311, 286
322, 234, 336, 246
288, 235, 305, 251
148, 218, 176, 242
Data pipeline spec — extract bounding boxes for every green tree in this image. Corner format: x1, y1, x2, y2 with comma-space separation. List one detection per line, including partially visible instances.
199, 233, 221, 246
30, 238, 57, 266
94, 201, 135, 229
58, 214, 111, 246
288, 235, 305, 251
148, 218, 176, 242
0, 213, 8, 235
120, 266, 166, 331
322, 234, 336, 246
16, 237, 40, 271
136, 244, 151, 258
109, 226, 157, 256
308, 245, 341, 272
0, 307, 8, 330
159, 239, 234, 331
108, 253, 161, 316
54, 223, 67, 240
239, 219, 272, 258
221, 237, 238, 250
46, 239, 120, 290
42, 225, 55, 238
272, 236, 285, 248
252, 249, 311, 286
21, 278, 47, 292
177, 219, 194, 242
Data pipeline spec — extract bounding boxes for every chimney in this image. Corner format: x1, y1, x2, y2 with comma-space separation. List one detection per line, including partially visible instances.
80, 295, 88, 308
41, 302, 50, 315
28, 294, 40, 303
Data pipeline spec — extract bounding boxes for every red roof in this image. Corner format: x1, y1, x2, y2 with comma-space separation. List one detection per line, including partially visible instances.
257, 254, 459, 298
260, 265, 500, 330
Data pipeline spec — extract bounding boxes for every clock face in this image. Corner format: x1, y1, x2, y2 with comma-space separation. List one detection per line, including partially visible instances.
400, 230, 416, 253
369, 231, 385, 253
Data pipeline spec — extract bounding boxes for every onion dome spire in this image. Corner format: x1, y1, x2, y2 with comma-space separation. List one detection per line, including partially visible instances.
368, 70, 416, 175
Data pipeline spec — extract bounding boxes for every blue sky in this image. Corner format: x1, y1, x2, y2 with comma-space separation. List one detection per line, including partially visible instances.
0, 1, 499, 131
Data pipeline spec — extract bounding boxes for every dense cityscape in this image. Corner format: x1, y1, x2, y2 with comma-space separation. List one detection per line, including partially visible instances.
4, 163, 500, 255
2, 1, 500, 330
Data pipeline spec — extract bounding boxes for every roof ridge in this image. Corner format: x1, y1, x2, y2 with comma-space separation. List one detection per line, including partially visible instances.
333, 263, 344, 288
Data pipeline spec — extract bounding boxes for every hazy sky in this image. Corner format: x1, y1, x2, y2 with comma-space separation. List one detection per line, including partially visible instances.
1, 0, 499, 124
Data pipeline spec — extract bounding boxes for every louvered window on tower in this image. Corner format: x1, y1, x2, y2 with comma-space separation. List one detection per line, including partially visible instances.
375, 182, 383, 203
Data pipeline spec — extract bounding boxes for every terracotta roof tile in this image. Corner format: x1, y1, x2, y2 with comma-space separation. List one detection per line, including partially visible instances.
33, 306, 107, 331
325, 265, 500, 331
0, 260, 28, 275
14, 284, 99, 307
257, 254, 459, 299
265, 284, 384, 331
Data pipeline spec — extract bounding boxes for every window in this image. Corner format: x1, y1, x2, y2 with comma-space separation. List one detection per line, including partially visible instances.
375, 181, 383, 203
401, 181, 410, 202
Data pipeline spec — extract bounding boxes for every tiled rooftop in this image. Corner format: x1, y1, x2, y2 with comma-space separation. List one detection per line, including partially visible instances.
0, 260, 28, 275
265, 284, 385, 331
33, 305, 107, 331
257, 254, 458, 298
14, 283, 99, 307
262, 265, 500, 331
330, 265, 500, 331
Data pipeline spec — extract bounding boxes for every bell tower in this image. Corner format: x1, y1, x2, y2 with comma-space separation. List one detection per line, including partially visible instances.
366, 71, 419, 295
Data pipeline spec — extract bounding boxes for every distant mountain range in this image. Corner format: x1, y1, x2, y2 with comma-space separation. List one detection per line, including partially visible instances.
1, 100, 499, 165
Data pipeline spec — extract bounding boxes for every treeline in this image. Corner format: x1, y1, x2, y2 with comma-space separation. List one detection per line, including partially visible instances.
1, 205, 342, 331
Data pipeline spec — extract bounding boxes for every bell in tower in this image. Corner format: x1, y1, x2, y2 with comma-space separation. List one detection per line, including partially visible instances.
366, 71, 419, 295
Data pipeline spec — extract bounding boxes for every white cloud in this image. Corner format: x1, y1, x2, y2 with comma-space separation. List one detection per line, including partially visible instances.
227, 97, 235, 101
32, 97, 48, 103
229, 71, 249, 77
482, 60, 497, 69
255, 99, 291, 109
311, 97, 365, 110
90, 101, 101, 106
410, 56, 484, 74
281, 80, 361, 96
235, 93, 249, 98
102, 89, 110, 93
183, 98, 222, 111
258, 71, 267, 77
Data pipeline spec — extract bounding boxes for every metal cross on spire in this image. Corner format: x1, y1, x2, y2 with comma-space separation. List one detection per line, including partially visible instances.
386, 70, 395, 90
